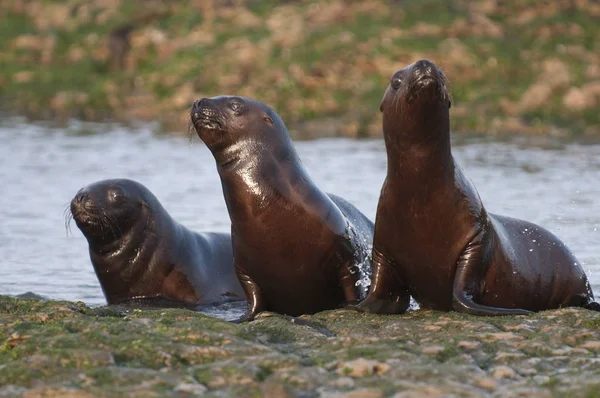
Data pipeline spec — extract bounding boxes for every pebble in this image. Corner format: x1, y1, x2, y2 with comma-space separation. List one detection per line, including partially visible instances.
421, 345, 445, 355
330, 377, 355, 388
578, 340, 600, 350
336, 358, 390, 378
476, 378, 497, 391
481, 332, 522, 341
424, 325, 442, 331
533, 375, 551, 384
174, 383, 208, 396
495, 351, 525, 361
457, 340, 480, 350
490, 365, 518, 380
341, 388, 384, 398
392, 386, 445, 397
23, 387, 96, 398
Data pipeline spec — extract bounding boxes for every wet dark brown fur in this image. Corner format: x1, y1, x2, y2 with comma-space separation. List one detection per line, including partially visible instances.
358, 59, 599, 316
69, 178, 244, 307
190, 96, 374, 321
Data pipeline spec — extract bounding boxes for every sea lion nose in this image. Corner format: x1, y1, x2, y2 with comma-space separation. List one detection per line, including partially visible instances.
415, 59, 434, 69
75, 191, 88, 205
193, 98, 210, 110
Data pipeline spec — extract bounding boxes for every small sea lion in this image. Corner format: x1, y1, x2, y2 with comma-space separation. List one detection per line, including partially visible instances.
69, 178, 244, 307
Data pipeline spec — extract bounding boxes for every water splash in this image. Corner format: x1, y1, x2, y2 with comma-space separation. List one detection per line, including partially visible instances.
345, 221, 373, 297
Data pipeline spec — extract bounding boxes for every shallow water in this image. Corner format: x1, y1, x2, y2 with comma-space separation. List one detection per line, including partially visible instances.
1, 121, 599, 316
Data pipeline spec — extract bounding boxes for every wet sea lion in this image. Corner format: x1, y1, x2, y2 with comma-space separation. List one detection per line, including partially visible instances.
190, 96, 373, 321
358, 59, 599, 315
68, 178, 244, 307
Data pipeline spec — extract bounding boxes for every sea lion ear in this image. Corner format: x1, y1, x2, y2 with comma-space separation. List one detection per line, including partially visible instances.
264, 114, 274, 125
448, 101, 452, 109
380, 88, 387, 112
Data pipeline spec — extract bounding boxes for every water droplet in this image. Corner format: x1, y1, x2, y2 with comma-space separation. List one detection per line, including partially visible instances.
532, 239, 536, 243
529, 249, 533, 252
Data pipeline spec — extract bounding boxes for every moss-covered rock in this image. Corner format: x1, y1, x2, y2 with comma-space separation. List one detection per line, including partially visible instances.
1, 295, 600, 396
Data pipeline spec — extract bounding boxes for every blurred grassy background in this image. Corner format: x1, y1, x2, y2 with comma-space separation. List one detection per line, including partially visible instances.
0, 0, 598, 139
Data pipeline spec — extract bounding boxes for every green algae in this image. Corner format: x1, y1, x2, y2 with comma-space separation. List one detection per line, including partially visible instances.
1, 295, 600, 396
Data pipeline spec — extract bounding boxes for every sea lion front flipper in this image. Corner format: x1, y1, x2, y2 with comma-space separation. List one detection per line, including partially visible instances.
233, 269, 265, 323
453, 229, 533, 316
355, 248, 410, 314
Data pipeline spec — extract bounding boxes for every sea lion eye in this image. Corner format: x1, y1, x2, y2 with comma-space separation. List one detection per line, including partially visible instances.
109, 189, 124, 204
264, 115, 273, 125
391, 77, 402, 90
229, 100, 244, 114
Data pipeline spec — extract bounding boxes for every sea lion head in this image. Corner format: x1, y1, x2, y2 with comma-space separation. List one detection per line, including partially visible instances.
380, 59, 451, 141
190, 96, 286, 165
69, 179, 149, 244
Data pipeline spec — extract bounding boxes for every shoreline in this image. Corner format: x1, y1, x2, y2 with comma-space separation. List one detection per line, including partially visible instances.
1, 0, 599, 139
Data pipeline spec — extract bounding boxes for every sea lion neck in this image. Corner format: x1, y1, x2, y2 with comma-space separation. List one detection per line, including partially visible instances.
214, 126, 299, 174
215, 129, 310, 216
383, 121, 453, 180
88, 203, 165, 272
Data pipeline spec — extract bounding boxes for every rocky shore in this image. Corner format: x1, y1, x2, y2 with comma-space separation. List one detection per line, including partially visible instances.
1, 295, 599, 397
1, 0, 599, 138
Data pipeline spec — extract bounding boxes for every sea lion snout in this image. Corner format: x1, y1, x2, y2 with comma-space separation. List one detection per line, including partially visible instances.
191, 98, 223, 131
70, 189, 95, 225
71, 189, 94, 213
191, 98, 216, 118
405, 59, 449, 106
73, 190, 88, 206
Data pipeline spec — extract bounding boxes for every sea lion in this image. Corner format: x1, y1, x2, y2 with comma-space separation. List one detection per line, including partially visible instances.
190, 96, 373, 321
68, 178, 245, 307
358, 59, 599, 316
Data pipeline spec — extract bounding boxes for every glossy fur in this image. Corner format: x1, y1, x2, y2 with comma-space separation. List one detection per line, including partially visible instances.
358, 59, 598, 316
70, 179, 244, 307
191, 96, 373, 321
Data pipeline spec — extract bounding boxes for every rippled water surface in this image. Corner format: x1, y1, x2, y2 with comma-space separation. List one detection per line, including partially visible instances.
1, 121, 599, 311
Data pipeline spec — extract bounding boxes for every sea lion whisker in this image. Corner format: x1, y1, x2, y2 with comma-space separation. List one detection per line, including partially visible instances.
186, 119, 196, 144
99, 212, 115, 238
393, 90, 402, 114
100, 209, 122, 238
63, 205, 73, 237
